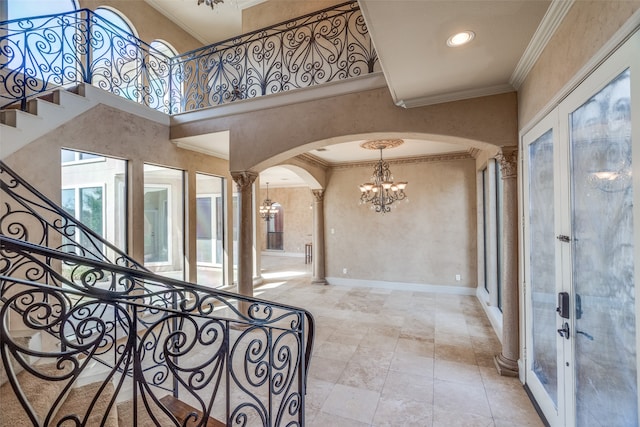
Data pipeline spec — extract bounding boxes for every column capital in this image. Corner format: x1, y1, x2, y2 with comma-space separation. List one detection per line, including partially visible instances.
495, 146, 518, 179
311, 189, 325, 202
231, 171, 258, 191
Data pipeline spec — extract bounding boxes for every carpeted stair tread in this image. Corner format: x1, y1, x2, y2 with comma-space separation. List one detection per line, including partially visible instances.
0, 360, 74, 427
116, 396, 177, 426
0, 336, 31, 387
52, 380, 119, 427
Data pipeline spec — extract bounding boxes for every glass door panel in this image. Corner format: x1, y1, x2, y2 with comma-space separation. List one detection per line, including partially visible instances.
570, 68, 636, 426
524, 123, 562, 424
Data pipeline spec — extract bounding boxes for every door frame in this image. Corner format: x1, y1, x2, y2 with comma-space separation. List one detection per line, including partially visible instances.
520, 26, 640, 427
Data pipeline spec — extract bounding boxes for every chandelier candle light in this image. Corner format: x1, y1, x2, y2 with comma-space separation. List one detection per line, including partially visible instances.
359, 139, 408, 214
259, 182, 278, 221
197, 0, 224, 9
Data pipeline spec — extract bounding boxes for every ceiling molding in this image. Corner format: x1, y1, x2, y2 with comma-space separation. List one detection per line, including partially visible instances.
395, 84, 515, 109
467, 147, 480, 159
510, 0, 575, 89
172, 140, 228, 159
295, 153, 330, 169
519, 6, 640, 135
332, 151, 474, 170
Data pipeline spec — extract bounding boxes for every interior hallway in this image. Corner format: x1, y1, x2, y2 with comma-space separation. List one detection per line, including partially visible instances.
255, 255, 544, 427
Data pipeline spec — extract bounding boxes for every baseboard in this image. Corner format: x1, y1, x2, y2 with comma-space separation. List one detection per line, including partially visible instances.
325, 277, 476, 295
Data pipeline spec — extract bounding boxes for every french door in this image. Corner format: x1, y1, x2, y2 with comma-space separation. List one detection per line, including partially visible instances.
523, 29, 640, 426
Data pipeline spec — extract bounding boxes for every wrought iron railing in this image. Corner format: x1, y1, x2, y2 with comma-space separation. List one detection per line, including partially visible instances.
0, 1, 377, 113
0, 161, 315, 426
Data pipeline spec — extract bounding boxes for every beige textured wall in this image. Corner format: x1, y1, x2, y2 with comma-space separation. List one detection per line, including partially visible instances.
78, 0, 203, 53
518, 1, 640, 128
258, 187, 313, 253
242, 0, 346, 33
172, 88, 518, 173
325, 157, 477, 287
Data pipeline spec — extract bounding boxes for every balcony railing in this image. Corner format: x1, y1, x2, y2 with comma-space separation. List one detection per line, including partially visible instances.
0, 1, 378, 114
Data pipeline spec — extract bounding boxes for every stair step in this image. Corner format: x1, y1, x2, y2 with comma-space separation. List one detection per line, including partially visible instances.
0, 338, 30, 387
26, 96, 63, 117
0, 109, 40, 128
0, 360, 74, 426
159, 395, 226, 427
116, 395, 176, 426
52, 380, 119, 427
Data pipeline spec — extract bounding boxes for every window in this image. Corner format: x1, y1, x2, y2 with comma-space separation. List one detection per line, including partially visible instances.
61, 185, 104, 249
6, 0, 77, 20
61, 149, 127, 253
266, 203, 284, 250
92, 7, 141, 102
143, 164, 184, 279
480, 159, 502, 310
61, 149, 104, 165
148, 40, 178, 112
196, 172, 226, 288
4, 1, 80, 94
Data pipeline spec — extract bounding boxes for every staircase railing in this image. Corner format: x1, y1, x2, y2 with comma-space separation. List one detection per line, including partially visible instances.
0, 1, 378, 113
0, 161, 315, 426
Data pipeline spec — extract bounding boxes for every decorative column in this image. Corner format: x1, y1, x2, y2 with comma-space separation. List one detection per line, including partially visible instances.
311, 189, 327, 285
494, 146, 519, 376
231, 171, 258, 300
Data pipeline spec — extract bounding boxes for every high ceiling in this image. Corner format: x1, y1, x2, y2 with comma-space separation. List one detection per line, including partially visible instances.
151, 0, 564, 187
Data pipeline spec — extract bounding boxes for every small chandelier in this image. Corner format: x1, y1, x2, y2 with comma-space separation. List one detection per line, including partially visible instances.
358, 139, 408, 214
197, 0, 224, 9
259, 182, 278, 221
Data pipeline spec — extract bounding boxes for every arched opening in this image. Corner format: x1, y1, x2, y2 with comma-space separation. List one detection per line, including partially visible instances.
92, 7, 141, 102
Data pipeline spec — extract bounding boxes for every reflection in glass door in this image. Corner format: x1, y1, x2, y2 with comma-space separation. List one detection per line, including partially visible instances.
524, 123, 562, 426
569, 68, 636, 426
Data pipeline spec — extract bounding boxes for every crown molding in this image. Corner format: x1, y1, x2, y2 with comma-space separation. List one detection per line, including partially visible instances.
510, 0, 575, 89
332, 150, 474, 170
395, 84, 514, 109
520, 6, 640, 134
294, 153, 330, 169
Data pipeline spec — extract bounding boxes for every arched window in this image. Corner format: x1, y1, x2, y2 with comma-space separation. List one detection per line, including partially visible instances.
2, 1, 80, 102
148, 40, 178, 113
6, 0, 77, 20
91, 7, 142, 102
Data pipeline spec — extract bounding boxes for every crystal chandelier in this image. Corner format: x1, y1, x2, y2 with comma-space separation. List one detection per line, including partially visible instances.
197, 0, 224, 9
259, 182, 278, 221
358, 140, 408, 214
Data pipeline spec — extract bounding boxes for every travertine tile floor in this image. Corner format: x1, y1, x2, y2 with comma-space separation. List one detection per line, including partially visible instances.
255, 255, 545, 427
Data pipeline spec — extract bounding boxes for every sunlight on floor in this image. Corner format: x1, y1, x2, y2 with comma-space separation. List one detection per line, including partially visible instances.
261, 271, 307, 279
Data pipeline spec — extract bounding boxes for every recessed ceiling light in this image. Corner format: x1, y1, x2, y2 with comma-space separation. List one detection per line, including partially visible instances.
447, 31, 475, 47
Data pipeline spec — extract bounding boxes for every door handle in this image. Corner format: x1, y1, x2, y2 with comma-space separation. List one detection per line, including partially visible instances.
557, 322, 570, 339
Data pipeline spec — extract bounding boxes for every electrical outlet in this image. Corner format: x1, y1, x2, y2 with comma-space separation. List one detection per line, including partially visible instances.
343, 268, 348, 274
455, 274, 461, 281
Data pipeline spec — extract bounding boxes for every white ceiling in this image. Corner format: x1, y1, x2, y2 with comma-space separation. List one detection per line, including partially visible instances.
144, 0, 265, 44
158, 0, 562, 187
360, 0, 552, 108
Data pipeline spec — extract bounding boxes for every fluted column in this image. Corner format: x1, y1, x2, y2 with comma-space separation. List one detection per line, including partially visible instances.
494, 146, 519, 376
311, 189, 327, 285
231, 171, 258, 300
